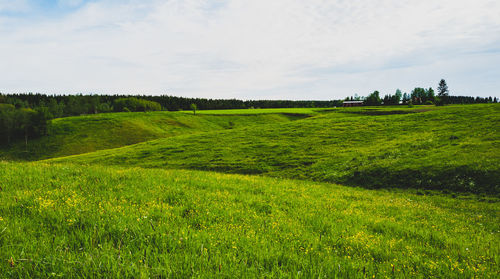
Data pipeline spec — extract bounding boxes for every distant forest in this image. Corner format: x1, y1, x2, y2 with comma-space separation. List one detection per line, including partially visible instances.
0, 91, 497, 146
1, 93, 344, 116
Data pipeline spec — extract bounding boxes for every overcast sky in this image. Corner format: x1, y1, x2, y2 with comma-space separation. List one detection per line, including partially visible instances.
1, 0, 499, 99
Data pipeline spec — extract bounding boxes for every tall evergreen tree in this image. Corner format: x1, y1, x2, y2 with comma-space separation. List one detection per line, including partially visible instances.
437, 79, 449, 97
427, 87, 435, 102
395, 89, 402, 103
436, 79, 449, 105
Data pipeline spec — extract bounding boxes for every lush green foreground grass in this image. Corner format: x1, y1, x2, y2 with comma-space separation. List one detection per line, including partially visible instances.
0, 111, 306, 161
52, 104, 500, 194
0, 162, 498, 278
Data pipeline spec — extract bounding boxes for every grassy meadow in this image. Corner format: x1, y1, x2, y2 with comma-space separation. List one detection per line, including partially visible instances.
1, 162, 498, 278
51, 104, 500, 194
0, 104, 499, 278
0, 111, 308, 161
180, 107, 326, 115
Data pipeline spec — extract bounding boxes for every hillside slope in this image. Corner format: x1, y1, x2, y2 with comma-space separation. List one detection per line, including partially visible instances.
50, 104, 500, 193
0, 162, 498, 277
0, 110, 308, 160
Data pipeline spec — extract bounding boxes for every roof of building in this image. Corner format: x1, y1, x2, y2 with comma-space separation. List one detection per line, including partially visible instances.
343, 101, 364, 103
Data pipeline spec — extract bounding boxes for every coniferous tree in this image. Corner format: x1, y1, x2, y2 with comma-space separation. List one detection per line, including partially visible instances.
402, 93, 410, 104
427, 87, 435, 103
394, 89, 402, 104
437, 79, 449, 104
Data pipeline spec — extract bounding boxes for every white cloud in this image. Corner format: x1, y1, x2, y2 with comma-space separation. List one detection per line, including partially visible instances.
1, 0, 499, 98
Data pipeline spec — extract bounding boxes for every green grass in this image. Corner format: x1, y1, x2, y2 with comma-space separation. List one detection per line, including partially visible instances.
0, 111, 306, 161
1, 104, 499, 277
0, 162, 498, 278
50, 104, 500, 194
181, 107, 328, 115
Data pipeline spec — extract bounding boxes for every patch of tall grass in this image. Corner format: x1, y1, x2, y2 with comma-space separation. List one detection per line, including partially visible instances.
0, 162, 498, 277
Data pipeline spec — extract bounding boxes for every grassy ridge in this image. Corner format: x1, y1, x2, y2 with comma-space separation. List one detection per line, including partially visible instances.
0, 111, 307, 161
181, 107, 327, 115
51, 104, 500, 194
0, 162, 498, 278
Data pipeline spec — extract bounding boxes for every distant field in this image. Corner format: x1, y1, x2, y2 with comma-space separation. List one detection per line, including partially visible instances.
0, 111, 306, 161
180, 107, 326, 115
180, 106, 441, 115
1, 162, 498, 278
51, 104, 500, 194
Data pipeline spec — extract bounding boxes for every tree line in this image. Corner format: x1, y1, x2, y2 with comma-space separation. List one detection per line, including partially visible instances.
348, 79, 498, 106
0, 93, 343, 117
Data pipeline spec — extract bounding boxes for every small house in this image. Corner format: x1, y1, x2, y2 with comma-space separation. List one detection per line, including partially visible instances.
342, 101, 364, 107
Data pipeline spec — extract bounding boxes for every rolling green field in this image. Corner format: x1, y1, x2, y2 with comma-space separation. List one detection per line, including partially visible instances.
180, 107, 327, 115
0, 111, 308, 161
1, 104, 499, 278
51, 104, 500, 194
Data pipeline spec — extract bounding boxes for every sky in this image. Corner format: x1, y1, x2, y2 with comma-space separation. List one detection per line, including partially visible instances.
1, 0, 499, 100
